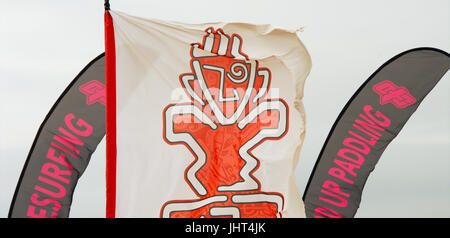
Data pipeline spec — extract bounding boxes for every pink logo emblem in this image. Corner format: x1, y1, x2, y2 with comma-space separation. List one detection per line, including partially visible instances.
373, 80, 416, 108
79, 80, 106, 106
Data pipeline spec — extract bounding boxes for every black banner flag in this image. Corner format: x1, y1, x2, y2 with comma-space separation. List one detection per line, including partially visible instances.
303, 48, 450, 218
9, 53, 106, 218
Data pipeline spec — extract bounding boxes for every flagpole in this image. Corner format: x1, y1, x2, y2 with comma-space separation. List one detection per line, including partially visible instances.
104, 0, 110, 10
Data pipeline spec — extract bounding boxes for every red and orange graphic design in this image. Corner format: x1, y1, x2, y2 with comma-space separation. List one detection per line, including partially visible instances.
161, 28, 288, 218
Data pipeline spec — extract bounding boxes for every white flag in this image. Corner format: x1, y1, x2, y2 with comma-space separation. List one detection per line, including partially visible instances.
105, 10, 311, 218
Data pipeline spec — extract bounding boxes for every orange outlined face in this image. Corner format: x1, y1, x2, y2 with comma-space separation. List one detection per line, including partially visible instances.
161, 28, 288, 218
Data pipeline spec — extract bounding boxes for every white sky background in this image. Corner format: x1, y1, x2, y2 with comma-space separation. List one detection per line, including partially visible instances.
0, 0, 449, 218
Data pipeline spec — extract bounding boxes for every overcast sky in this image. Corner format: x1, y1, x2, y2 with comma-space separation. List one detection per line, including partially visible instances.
0, 0, 449, 218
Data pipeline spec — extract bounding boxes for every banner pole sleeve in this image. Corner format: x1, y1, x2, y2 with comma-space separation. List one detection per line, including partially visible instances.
104, 9, 117, 218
